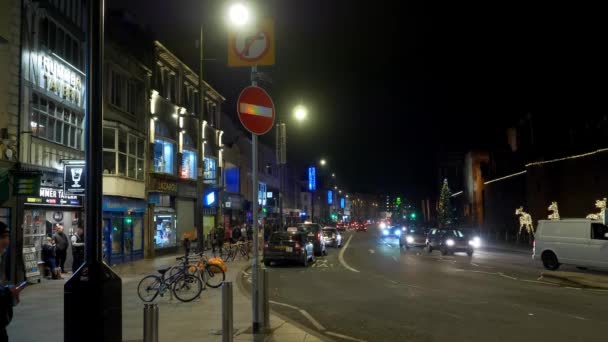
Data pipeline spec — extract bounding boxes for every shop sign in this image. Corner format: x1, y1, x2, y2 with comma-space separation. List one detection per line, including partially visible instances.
150, 177, 178, 194
39, 54, 84, 108
64, 160, 86, 195
25, 186, 82, 206
13, 174, 41, 196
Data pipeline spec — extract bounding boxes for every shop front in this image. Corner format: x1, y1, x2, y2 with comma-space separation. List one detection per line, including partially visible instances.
148, 175, 179, 254
102, 196, 145, 264
22, 185, 83, 282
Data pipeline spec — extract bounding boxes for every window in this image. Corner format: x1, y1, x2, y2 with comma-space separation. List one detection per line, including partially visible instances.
591, 224, 608, 240
153, 139, 175, 174
203, 157, 216, 184
31, 94, 83, 149
38, 17, 82, 69
109, 69, 143, 116
258, 182, 267, 206
181, 150, 197, 179
102, 127, 145, 179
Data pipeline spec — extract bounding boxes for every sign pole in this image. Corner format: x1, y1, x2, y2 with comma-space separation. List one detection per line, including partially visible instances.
250, 65, 262, 333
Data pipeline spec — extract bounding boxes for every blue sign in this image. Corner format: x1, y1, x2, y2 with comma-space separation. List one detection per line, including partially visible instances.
204, 192, 216, 206
102, 196, 146, 213
308, 167, 316, 191
328, 190, 333, 204
340, 198, 345, 209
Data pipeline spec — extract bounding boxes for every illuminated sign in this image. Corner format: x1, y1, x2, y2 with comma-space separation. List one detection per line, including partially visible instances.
308, 167, 316, 191
266, 192, 273, 199
25, 187, 82, 206
64, 160, 86, 196
204, 192, 216, 206
340, 198, 345, 209
328, 190, 333, 205
39, 54, 84, 107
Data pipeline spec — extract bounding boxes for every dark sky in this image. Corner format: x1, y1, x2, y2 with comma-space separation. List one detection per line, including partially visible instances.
110, 0, 605, 200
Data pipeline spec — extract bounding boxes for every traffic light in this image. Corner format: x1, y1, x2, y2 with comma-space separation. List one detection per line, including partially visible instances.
410, 212, 416, 219
262, 207, 267, 214
124, 217, 132, 224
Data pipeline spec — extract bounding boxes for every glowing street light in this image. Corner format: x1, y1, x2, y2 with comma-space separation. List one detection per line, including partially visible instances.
320, 159, 326, 166
293, 105, 307, 121
228, 2, 250, 27
331, 173, 335, 178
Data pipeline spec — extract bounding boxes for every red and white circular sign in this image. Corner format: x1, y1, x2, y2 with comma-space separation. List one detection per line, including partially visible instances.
237, 86, 275, 135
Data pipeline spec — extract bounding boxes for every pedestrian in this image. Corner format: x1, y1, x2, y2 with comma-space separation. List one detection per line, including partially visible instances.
1, 221, 24, 342
246, 225, 253, 241
41, 237, 62, 280
212, 225, 225, 256
70, 227, 84, 273
182, 236, 191, 257
52, 224, 69, 274
232, 225, 242, 242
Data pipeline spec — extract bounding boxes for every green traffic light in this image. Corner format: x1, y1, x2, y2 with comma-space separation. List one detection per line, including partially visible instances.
410, 212, 416, 219
263, 207, 267, 213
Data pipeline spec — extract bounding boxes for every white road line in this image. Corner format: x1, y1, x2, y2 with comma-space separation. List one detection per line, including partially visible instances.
299, 309, 326, 331
326, 331, 368, 342
368, 249, 375, 254
392, 256, 398, 262
499, 272, 518, 280
521, 279, 560, 286
269, 300, 299, 310
339, 235, 360, 273
470, 263, 480, 267
565, 286, 582, 290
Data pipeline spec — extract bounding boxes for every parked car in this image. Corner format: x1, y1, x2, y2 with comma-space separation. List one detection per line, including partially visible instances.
425, 228, 476, 256
296, 223, 327, 256
399, 227, 427, 250
264, 231, 314, 266
322, 227, 342, 247
356, 223, 367, 232
533, 219, 608, 270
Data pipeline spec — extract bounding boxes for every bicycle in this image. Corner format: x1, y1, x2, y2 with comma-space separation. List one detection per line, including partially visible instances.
167, 253, 225, 289
137, 263, 203, 303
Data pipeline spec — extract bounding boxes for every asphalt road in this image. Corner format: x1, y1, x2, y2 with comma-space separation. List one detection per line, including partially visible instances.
242, 226, 608, 342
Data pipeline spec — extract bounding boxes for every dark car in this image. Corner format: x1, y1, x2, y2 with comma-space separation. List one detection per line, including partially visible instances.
296, 223, 327, 256
355, 222, 367, 232
264, 231, 314, 266
322, 227, 343, 247
425, 228, 474, 256
380, 225, 402, 238
399, 227, 427, 250
336, 223, 346, 232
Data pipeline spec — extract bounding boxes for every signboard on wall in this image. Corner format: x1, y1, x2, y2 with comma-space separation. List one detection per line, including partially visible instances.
25, 187, 82, 206
14, 173, 41, 196
308, 167, 316, 191
39, 53, 84, 108
149, 176, 178, 194
63, 160, 86, 195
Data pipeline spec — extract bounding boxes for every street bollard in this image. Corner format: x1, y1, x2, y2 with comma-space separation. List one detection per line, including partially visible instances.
222, 281, 234, 342
143, 304, 159, 342
263, 268, 270, 330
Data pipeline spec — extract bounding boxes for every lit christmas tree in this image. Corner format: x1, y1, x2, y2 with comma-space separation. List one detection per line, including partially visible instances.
437, 179, 452, 228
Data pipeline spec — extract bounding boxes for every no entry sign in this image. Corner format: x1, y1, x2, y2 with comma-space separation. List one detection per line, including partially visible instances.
237, 86, 275, 135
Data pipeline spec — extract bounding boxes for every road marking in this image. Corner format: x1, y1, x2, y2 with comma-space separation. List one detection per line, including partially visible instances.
269, 300, 299, 310
392, 256, 398, 262
339, 235, 360, 273
326, 331, 368, 342
299, 309, 326, 331
565, 286, 582, 290
499, 272, 518, 280
470, 263, 480, 267
368, 249, 375, 254
521, 279, 560, 286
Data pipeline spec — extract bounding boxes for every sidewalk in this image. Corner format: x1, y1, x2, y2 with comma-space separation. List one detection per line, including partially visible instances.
8, 253, 328, 342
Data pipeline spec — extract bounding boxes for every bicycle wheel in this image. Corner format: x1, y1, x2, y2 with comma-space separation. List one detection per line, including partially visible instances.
172, 274, 203, 302
138, 275, 162, 302
205, 264, 225, 288
220, 246, 231, 261
240, 245, 250, 260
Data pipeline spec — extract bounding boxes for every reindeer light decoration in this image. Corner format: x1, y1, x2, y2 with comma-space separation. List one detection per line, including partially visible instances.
547, 202, 560, 220
515, 207, 534, 239
586, 198, 607, 220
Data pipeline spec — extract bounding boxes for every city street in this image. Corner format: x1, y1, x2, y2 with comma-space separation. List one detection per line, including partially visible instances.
243, 225, 608, 342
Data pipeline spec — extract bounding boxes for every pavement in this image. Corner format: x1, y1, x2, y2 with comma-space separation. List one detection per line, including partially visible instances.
240, 226, 608, 342
8, 252, 329, 342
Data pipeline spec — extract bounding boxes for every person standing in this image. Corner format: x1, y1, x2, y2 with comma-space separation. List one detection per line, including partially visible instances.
70, 227, 84, 273
1, 222, 23, 342
214, 225, 225, 256
52, 225, 69, 274
41, 237, 61, 280
232, 225, 242, 242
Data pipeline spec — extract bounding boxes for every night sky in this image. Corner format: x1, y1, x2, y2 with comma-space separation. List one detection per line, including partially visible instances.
110, 1, 605, 200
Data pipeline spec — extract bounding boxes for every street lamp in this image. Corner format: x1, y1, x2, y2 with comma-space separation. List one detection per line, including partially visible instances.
293, 105, 307, 121
228, 2, 250, 26
320, 159, 326, 166
332, 173, 335, 178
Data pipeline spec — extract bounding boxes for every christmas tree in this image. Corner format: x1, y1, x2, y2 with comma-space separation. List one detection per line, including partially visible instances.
437, 179, 452, 227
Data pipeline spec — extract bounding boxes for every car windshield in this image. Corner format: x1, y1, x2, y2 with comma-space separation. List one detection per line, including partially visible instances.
445, 230, 464, 238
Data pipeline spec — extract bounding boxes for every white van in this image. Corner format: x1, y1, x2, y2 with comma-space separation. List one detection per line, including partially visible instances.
533, 219, 608, 270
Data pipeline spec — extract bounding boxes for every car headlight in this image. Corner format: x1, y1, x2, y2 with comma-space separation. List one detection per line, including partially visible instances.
469, 237, 481, 248
402, 226, 406, 231
379, 222, 386, 229
395, 230, 401, 236
446, 239, 455, 246
382, 229, 389, 236
406, 236, 414, 244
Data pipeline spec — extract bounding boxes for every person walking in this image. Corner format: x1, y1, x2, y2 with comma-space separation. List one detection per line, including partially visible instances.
1, 222, 24, 342
214, 225, 225, 256
70, 227, 84, 273
52, 224, 69, 274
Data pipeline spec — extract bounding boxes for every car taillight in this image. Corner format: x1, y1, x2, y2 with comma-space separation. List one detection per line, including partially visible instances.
295, 242, 302, 250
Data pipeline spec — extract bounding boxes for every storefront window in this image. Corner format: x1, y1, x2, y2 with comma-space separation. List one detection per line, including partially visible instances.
203, 157, 216, 184
110, 217, 123, 255
154, 213, 177, 248
181, 150, 197, 179
258, 182, 267, 206
153, 139, 175, 174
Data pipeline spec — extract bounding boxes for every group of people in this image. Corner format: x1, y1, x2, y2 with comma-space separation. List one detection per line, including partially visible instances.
208, 224, 253, 255
41, 224, 84, 280
1, 222, 20, 342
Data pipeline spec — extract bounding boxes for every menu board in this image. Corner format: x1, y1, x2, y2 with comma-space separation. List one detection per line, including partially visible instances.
23, 246, 41, 280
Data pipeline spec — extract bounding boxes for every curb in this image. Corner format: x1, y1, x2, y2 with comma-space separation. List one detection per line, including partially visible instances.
235, 263, 336, 342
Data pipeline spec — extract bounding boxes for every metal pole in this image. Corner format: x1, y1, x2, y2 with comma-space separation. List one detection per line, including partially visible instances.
222, 282, 234, 342
263, 268, 270, 329
311, 189, 315, 223
196, 21, 206, 253
143, 304, 159, 342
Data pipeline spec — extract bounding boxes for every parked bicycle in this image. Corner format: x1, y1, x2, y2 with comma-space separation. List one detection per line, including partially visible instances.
167, 252, 225, 288
221, 240, 252, 261
137, 263, 203, 303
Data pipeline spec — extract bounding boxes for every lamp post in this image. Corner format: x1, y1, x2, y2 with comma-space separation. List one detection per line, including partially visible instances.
276, 105, 307, 228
